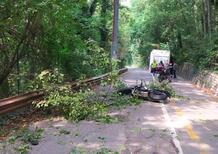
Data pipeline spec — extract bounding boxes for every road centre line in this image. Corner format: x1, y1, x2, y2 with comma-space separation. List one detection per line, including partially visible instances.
174, 107, 207, 154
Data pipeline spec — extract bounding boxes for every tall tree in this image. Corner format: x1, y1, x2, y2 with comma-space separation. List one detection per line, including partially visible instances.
203, 0, 212, 36
129, 0, 218, 69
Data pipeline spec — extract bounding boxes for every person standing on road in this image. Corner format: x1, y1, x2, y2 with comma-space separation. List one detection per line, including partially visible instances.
159, 61, 164, 67
156, 61, 164, 74
173, 62, 177, 78
151, 60, 157, 76
168, 61, 177, 79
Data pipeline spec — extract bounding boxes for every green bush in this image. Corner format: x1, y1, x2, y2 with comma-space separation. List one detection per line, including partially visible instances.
33, 68, 142, 122
113, 79, 127, 90
148, 81, 176, 97
35, 88, 107, 121
32, 69, 107, 121
108, 92, 142, 108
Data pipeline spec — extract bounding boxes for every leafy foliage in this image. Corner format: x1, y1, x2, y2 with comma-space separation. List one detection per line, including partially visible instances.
35, 88, 107, 121
111, 93, 142, 108
148, 80, 176, 97
70, 147, 119, 154
129, 0, 218, 70
0, 0, 129, 98
15, 144, 30, 154
32, 68, 107, 121
8, 127, 44, 145
7, 127, 44, 154
32, 69, 142, 122
95, 115, 119, 124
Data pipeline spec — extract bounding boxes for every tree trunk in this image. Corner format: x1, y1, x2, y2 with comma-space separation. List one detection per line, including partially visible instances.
29, 57, 36, 80
99, 0, 109, 49
0, 78, 9, 99
213, 0, 217, 32
203, 0, 212, 37
89, 0, 98, 16
192, 0, 198, 33
208, 0, 212, 36
177, 32, 183, 48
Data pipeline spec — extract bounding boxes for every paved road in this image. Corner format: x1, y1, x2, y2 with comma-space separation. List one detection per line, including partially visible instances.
121, 68, 218, 154
2, 68, 217, 154
121, 68, 153, 86
168, 80, 218, 154
28, 68, 178, 154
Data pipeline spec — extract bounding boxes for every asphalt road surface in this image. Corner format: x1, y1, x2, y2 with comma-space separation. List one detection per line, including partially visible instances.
121, 68, 218, 154
2, 68, 217, 154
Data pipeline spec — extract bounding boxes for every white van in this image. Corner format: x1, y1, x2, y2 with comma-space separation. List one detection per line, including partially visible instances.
149, 49, 170, 71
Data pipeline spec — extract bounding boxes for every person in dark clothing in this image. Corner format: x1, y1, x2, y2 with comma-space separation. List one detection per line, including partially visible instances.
156, 61, 164, 74
169, 61, 177, 78
172, 62, 177, 78
168, 62, 173, 77
159, 61, 164, 67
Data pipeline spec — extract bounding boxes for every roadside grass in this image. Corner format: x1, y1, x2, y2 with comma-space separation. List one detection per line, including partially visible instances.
70, 147, 119, 154
5, 127, 44, 154
59, 128, 71, 135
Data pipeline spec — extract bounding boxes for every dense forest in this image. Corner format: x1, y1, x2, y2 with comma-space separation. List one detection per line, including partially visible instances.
0, 0, 218, 98
0, 0, 130, 98
129, 0, 218, 69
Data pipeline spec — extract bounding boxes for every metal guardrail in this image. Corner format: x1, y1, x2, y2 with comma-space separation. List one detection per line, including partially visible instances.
71, 68, 128, 89
0, 68, 128, 115
0, 91, 44, 115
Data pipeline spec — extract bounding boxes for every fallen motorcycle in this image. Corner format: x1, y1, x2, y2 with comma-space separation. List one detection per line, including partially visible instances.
117, 80, 170, 102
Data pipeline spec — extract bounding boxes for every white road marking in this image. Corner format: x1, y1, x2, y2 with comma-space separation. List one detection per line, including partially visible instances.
161, 103, 184, 154
148, 70, 183, 153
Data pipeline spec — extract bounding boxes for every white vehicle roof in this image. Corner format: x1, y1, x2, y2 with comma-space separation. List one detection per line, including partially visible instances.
150, 49, 170, 57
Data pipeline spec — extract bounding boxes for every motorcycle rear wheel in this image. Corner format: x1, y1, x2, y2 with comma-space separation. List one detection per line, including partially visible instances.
148, 90, 168, 101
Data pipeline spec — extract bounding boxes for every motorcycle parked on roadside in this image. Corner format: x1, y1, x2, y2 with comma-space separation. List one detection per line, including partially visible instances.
157, 67, 172, 83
